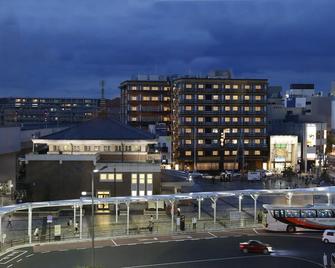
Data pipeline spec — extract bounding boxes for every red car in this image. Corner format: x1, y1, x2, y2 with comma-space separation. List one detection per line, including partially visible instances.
239, 240, 272, 254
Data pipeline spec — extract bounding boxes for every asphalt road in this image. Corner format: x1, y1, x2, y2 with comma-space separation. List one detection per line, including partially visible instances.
1, 231, 333, 268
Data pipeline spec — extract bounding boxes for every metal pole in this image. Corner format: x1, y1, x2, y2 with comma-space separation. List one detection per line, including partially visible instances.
115, 202, 118, 223
328, 194, 331, 206
171, 201, 174, 232
239, 195, 243, 213
212, 198, 217, 224
79, 205, 83, 239
114, 167, 116, 197
73, 205, 76, 228
156, 200, 159, 220
251, 195, 258, 224
28, 206, 32, 244
91, 172, 95, 268
0, 216, 2, 243
126, 202, 130, 235
198, 198, 201, 220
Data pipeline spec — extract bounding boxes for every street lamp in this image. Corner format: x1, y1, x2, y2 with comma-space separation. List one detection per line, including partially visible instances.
81, 165, 107, 268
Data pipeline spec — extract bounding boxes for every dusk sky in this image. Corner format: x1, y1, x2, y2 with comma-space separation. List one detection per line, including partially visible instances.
0, 0, 334, 98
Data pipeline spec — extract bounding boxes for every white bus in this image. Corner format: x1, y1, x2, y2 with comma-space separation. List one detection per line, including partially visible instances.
263, 204, 335, 233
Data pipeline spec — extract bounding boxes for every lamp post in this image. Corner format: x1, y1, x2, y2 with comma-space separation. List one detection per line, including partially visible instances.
81, 165, 107, 268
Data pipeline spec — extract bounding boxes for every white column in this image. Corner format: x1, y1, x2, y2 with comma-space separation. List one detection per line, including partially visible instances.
250, 194, 258, 224
115, 203, 118, 223
170, 200, 174, 232
156, 200, 159, 220
28, 206, 32, 244
238, 195, 243, 213
211, 197, 217, 224
198, 198, 202, 220
0, 216, 2, 243
327, 193, 332, 206
79, 205, 83, 239
73, 205, 76, 227
287, 193, 293, 207
126, 202, 130, 235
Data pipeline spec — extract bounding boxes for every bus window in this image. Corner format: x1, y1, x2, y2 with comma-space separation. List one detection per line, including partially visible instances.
273, 210, 281, 218
301, 209, 316, 218
318, 210, 333, 218
285, 210, 300, 218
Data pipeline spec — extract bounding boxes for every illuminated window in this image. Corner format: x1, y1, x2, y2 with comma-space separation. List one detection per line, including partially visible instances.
185, 151, 192, 156
185, 139, 192, 145
232, 128, 238, 133
147, 174, 153, 183
152, 96, 159, 101
143, 86, 150, 90
139, 173, 145, 184
198, 139, 204, 144
198, 95, 204, 100
186, 84, 192, 89
255, 106, 262, 112
163, 106, 170, 111
232, 95, 239, 100
232, 117, 238, 122
232, 139, 238, 144
185, 128, 192, 133
212, 106, 219, 111
198, 117, 204, 122
254, 128, 261, 133
143, 96, 150, 101
255, 139, 261, 144
245, 85, 251, 89
225, 95, 231, 100
131, 106, 137, 111
232, 150, 237, 155
164, 87, 170, 91
213, 95, 219, 100
152, 86, 159, 91
255, 85, 262, 89
147, 190, 153, 196
255, 117, 262, 123
185, 106, 192, 111
163, 96, 170, 101
233, 85, 239, 89
131, 96, 137, 101
244, 106, 250, 112
197, 150, 204, 156
232, 106, 239, 111
131, 117, 137, 122
244, 139, 249, 144
244, 117, 250, 123
185, 117, 192, 122
185, 95, 193, 100
225, 106, 231, 111
212, 128, 218, 133
198, 106, 204, 111
198, 128, 204, 133
225, 84, 231, 89
224, 151, 230, 156
254, 150, 261, 155
244, 150, 249, 155
244, 128, 250, 133
163, 117, 170, 122
132, 190, 137, 196
212, 117, 219, 123
244, 95, 250, 100
139, 190, 145, 196
94, 146, 100, 151
225, 117, 230, 123
213, 84, 219, 89
212, 150, 219, 156
255, 96, 262, 101
198, 84, 204, 89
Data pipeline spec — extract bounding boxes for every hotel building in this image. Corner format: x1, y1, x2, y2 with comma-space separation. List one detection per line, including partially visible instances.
172, 78, 268, 171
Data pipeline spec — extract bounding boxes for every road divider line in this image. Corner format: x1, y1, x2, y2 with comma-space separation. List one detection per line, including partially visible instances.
253, 228, 259, 234
26, 254, 34, 258
111, 239, 118, 246
208, 232, 217, 238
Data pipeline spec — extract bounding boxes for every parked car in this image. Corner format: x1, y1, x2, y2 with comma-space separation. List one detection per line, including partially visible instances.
202, 173, 214, 180
188, 171, 203, 180
239, 240, 272, 254
322, 230, 335, 243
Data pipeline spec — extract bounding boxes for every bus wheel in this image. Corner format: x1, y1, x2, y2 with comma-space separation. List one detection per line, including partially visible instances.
324, 239, 329, 244
286, 225, 296, 233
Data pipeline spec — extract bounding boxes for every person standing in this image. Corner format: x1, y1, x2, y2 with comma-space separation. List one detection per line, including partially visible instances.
149, 215, 154, 232
176, 216, 180, 231
192, 217, 197, 230
7, 215, 12, 228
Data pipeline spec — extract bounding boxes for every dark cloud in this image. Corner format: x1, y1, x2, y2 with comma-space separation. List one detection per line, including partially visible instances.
0, 0, 334, 98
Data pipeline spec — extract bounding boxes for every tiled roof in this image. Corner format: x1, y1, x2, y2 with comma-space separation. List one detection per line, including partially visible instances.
41, 118, 155, 140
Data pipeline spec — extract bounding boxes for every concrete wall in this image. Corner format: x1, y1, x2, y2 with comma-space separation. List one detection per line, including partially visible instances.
0, 152, 16, 183
0, 127, 20, 154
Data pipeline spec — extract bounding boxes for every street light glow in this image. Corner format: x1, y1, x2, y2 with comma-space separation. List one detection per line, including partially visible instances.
81, 191, 88, 196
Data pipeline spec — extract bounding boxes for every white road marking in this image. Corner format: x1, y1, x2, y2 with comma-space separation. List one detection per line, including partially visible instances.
138, 238, 158, 242
0, 250, 27, 265
76, 248, 85, 250
208, 232, 217, 238
158, 240, 170, 243
111, 239, 118, 246
16, 258, 22, 263
41, 251, 50, 254
253, 228, 259, 234
121, 255, 323, 268
7, 264, 13, 268
171, 235, 192, 239
26, 254, 34, 258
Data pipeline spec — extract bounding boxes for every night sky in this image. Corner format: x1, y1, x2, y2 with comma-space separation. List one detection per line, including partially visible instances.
0, 0, 334, 98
